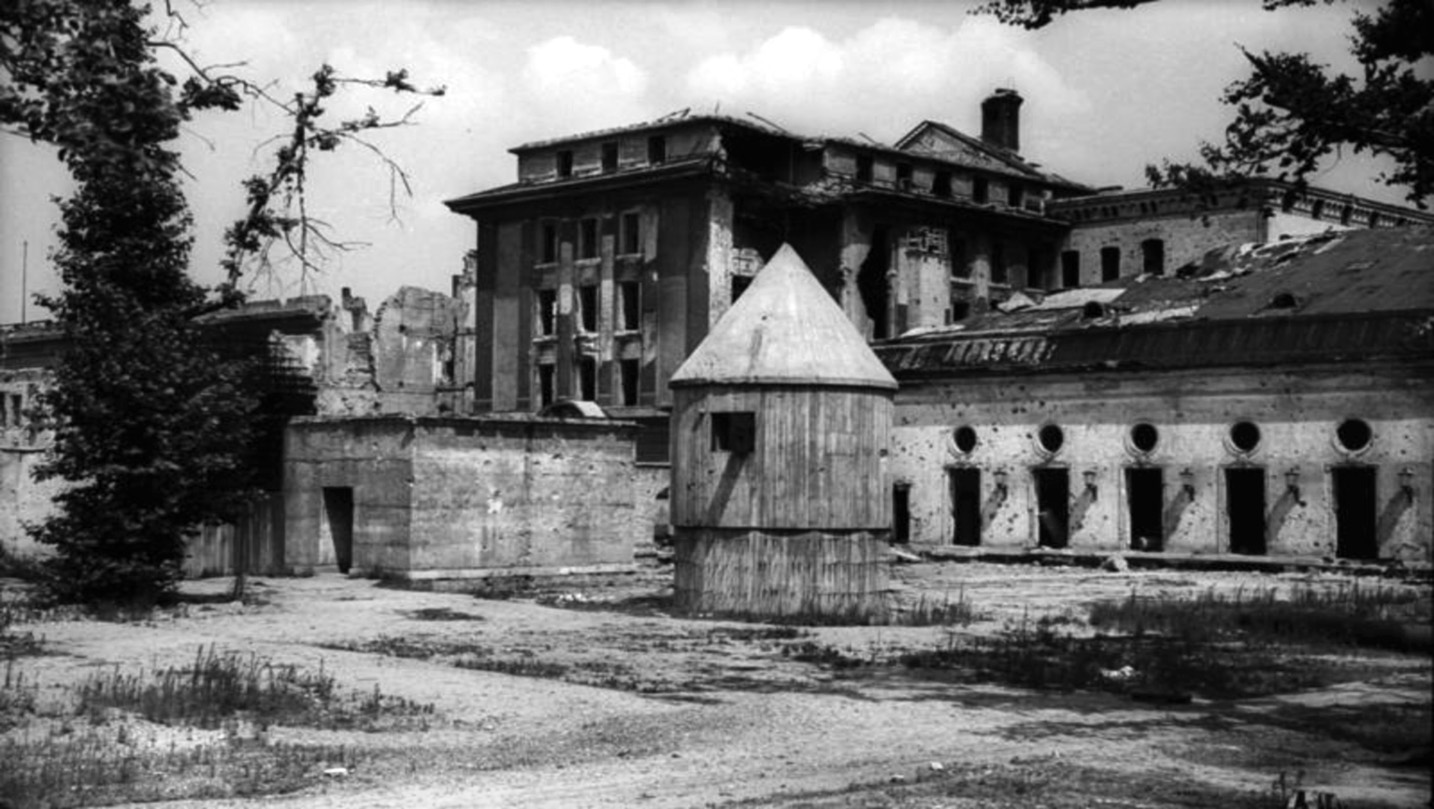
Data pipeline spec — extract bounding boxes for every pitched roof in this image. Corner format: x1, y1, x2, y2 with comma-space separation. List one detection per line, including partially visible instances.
670, 244, 897, 390
894, 120, 1089, 191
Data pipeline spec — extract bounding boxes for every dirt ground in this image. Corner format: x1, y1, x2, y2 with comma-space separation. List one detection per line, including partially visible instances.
3, 561, 1431, 808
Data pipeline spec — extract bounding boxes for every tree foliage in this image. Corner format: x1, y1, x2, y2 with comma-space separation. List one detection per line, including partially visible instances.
979, 0, 1433, 207
0, 0, 440, 604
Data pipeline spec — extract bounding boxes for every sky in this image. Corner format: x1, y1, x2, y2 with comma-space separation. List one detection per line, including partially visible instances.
0, 0, 1407, 325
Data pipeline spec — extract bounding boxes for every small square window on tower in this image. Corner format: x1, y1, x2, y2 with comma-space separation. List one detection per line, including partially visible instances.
711, 411, 756, 454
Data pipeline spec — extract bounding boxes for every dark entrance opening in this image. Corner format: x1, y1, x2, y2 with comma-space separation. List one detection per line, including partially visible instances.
1225, 468, 1266, 555
1333, 466, 1378, 560
1125, 467, 1164, 551
950, 468, 982, 546
857, 227, 890, 339
892, 483, 911, 544
322, 487, 354, 574
1034, 468, 1070, 548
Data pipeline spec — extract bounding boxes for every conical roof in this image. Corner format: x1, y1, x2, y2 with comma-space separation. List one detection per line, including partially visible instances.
670, 244, 897, 389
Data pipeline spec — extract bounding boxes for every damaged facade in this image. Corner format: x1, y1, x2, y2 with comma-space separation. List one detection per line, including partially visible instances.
447, 90, 1434, 565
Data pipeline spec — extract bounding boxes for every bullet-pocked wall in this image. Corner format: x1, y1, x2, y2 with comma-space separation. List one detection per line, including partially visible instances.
889, 364, 1433, 562
284, 415, 639, 580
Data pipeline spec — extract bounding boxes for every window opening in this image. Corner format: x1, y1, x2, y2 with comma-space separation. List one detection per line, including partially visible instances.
578, 355, 597, 400
950, 299, 971, 321
856, 154, 874, 183
579, 218, 599, 260
1100, 246, 1120, 282
1141, 238, 1165, 276
1229, 421, 1261, 454
601, 141, 618, 172
321, 487, 354, 574
950, 239, 971, 279
1310, 199, 1324, 220
1130, 422, 1158, 454
1060, 251, 1080, 289
540, 222, 559, 264
991, 242, 1008, 285
972, 177, 989, 204
647, 136, 666, 165
953, 425, 977, 454
893, 483, 911, 544
1034, 468, 1070, 549
1037, 423, 1064, 454
710, 412, 755, 454
578, 285, 598, 332
949, 468, 981, 546
537, 363, 556, 407
536, 289, 557, 336
619, 282, 641, 331
731, 274, 753, 304
1082, 301, 1105, 319
1225, 467, 1266, 555
1333, 467, 1378, 560
1125, 468, 1164, 551
620, 211, 641, 255
1009, 182, 1024, 208
895, 163, 913, 189
1336, 418, 1371, 453
619, 358, 640, 406
556, 150, 573, 178
933, 171, 952, 198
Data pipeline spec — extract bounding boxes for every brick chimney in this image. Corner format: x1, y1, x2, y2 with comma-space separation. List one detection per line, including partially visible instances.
981, 88, 1023, 153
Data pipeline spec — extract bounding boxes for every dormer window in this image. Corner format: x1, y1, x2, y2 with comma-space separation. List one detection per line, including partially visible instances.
933, 171, 952, 198
556, 150, 574, 178
896, 163, 913, 189
973, 177, 989, 204
1009, 182, 1024, 208
647, 136, 666, 165
856, 155, 874, 183
601, 142, 619, 172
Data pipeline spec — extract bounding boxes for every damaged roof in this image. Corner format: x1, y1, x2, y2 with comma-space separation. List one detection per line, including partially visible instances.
876, 226, 1434, 377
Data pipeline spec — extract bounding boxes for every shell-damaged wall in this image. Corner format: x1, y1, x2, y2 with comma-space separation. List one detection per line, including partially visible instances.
284, 415, 638, 580
889, 365, 1433, 562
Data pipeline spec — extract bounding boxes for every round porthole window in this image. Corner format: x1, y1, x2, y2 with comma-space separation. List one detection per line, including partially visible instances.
1335, 418, 1372, 454
1130, 422, 1159, 455
952, 425, 978, 454
1228, 420, 1261, 454
1037, 423, 1065, 455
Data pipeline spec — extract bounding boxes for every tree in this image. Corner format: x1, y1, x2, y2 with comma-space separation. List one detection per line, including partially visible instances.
0, 1, 440, 605
978, 0, 1433, 207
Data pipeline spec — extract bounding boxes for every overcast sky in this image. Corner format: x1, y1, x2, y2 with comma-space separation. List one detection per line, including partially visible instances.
0, 0, 1403, 324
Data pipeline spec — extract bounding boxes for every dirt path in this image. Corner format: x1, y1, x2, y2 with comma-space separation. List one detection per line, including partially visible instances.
5, 565, 1430, 808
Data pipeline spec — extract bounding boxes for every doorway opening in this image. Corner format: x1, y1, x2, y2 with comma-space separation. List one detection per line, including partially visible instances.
1125, 467, 1164, 551
1333, 466, 1378, 560
322, 487, 354, 574
1033, 468, 1070, 548
949, 468, 981, 546
892, 483, 911, 544
857, 227, 890, 339
1225, 468, 1266, 555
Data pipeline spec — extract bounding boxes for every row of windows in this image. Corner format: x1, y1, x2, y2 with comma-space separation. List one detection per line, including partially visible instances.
554, 136, 667, 180
536, 356, 642, 407
534, 282, 642, 337
854, 155, 1028, 208
539, 212, 643, 264
1058, 240, 1165, 289
948, 418, 1376, 458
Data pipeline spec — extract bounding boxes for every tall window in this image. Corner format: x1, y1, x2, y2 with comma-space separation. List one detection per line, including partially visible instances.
856, 155, 873, 183
1141, 238, 1165, 276
578, 355, 597, 401
990, 243, 1008, 285
578, 285, 598, 332
1060, 251, 1080, 289
556, 150, 573, 178
933, 171, 952, 198
601, 142, 618, 172
1009, 182, 1024, 208
540, 221, 558, 264
620, 211, 641, 255
647, 135, 666, 165
972, 177, 989, 204
619, 358, 640, 406
579, 218, 599, 260
1100, 246, 1121, 282
896, 163, 913, 188
536, 289, 557, 336
618, 281, 640, 331
537, 363, 555, 406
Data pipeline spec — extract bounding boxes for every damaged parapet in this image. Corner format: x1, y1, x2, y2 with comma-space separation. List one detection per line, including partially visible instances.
669, 244, 898, 619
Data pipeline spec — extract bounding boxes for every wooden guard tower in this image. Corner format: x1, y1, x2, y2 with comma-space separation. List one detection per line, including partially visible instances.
668, 244, 898, 619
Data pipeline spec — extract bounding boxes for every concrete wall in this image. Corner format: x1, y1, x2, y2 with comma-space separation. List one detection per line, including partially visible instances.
284, 415, 639, 580
0, 370, 58, 557
889, 364, 1433, 561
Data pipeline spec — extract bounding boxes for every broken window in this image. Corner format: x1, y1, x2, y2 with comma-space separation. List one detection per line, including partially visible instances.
647, 135, 666, 165
896, 163, 913, 189
1100, 246, 1121, 282
540, 221, 559, 264
579, 218, 599, 260
856, 154, 874, 183
1125, 468, 1164, 552
1009, 182, 1024, 208
1340, 205, 1353, 226
619, 358, 640, 406
601, 141, 619, 172
950, 239, 970, 279
1333, 467, 1378, 559
577, 355, 597, 400
1034, 468, 1070, 549
972, 177, 989, 204
556, 150, 573, 178
536, 289, 557, 336
949, 299, 971, 321
1225, 467, 1266, 555
1037, 423, 1065, 454
578, 285, 598, 332
710, 411, 756, 454
537, 363, 556, 407
950, 468, 981, 547
618, 282, 641, 331
1336, 419, 1372, 453
620, 211, 641, 255
1229, 421, 1261, 454
1141, 238, 1165, 276
1060, 251, 1080, 289
1310, 199, 1325, 220
953, 425, 977, 454
933, 171, 952, 198
1130, 422, 1159, 454
990, 243, 1008, 285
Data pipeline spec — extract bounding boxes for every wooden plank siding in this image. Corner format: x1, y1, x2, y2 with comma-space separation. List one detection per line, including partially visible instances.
183, 492, 286, 578
673, 529, 888, 617
670, 385, 892, 530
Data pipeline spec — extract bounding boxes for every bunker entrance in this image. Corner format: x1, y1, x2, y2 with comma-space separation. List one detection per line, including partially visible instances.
949, 468, 982, 546
1034, 468, 1070, 549
892, 483, 911, 544
322, 486, 354, 574
1225, 468, 1266, 555
1333, 466, 1378, 560
1125, 467, 1164, 551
